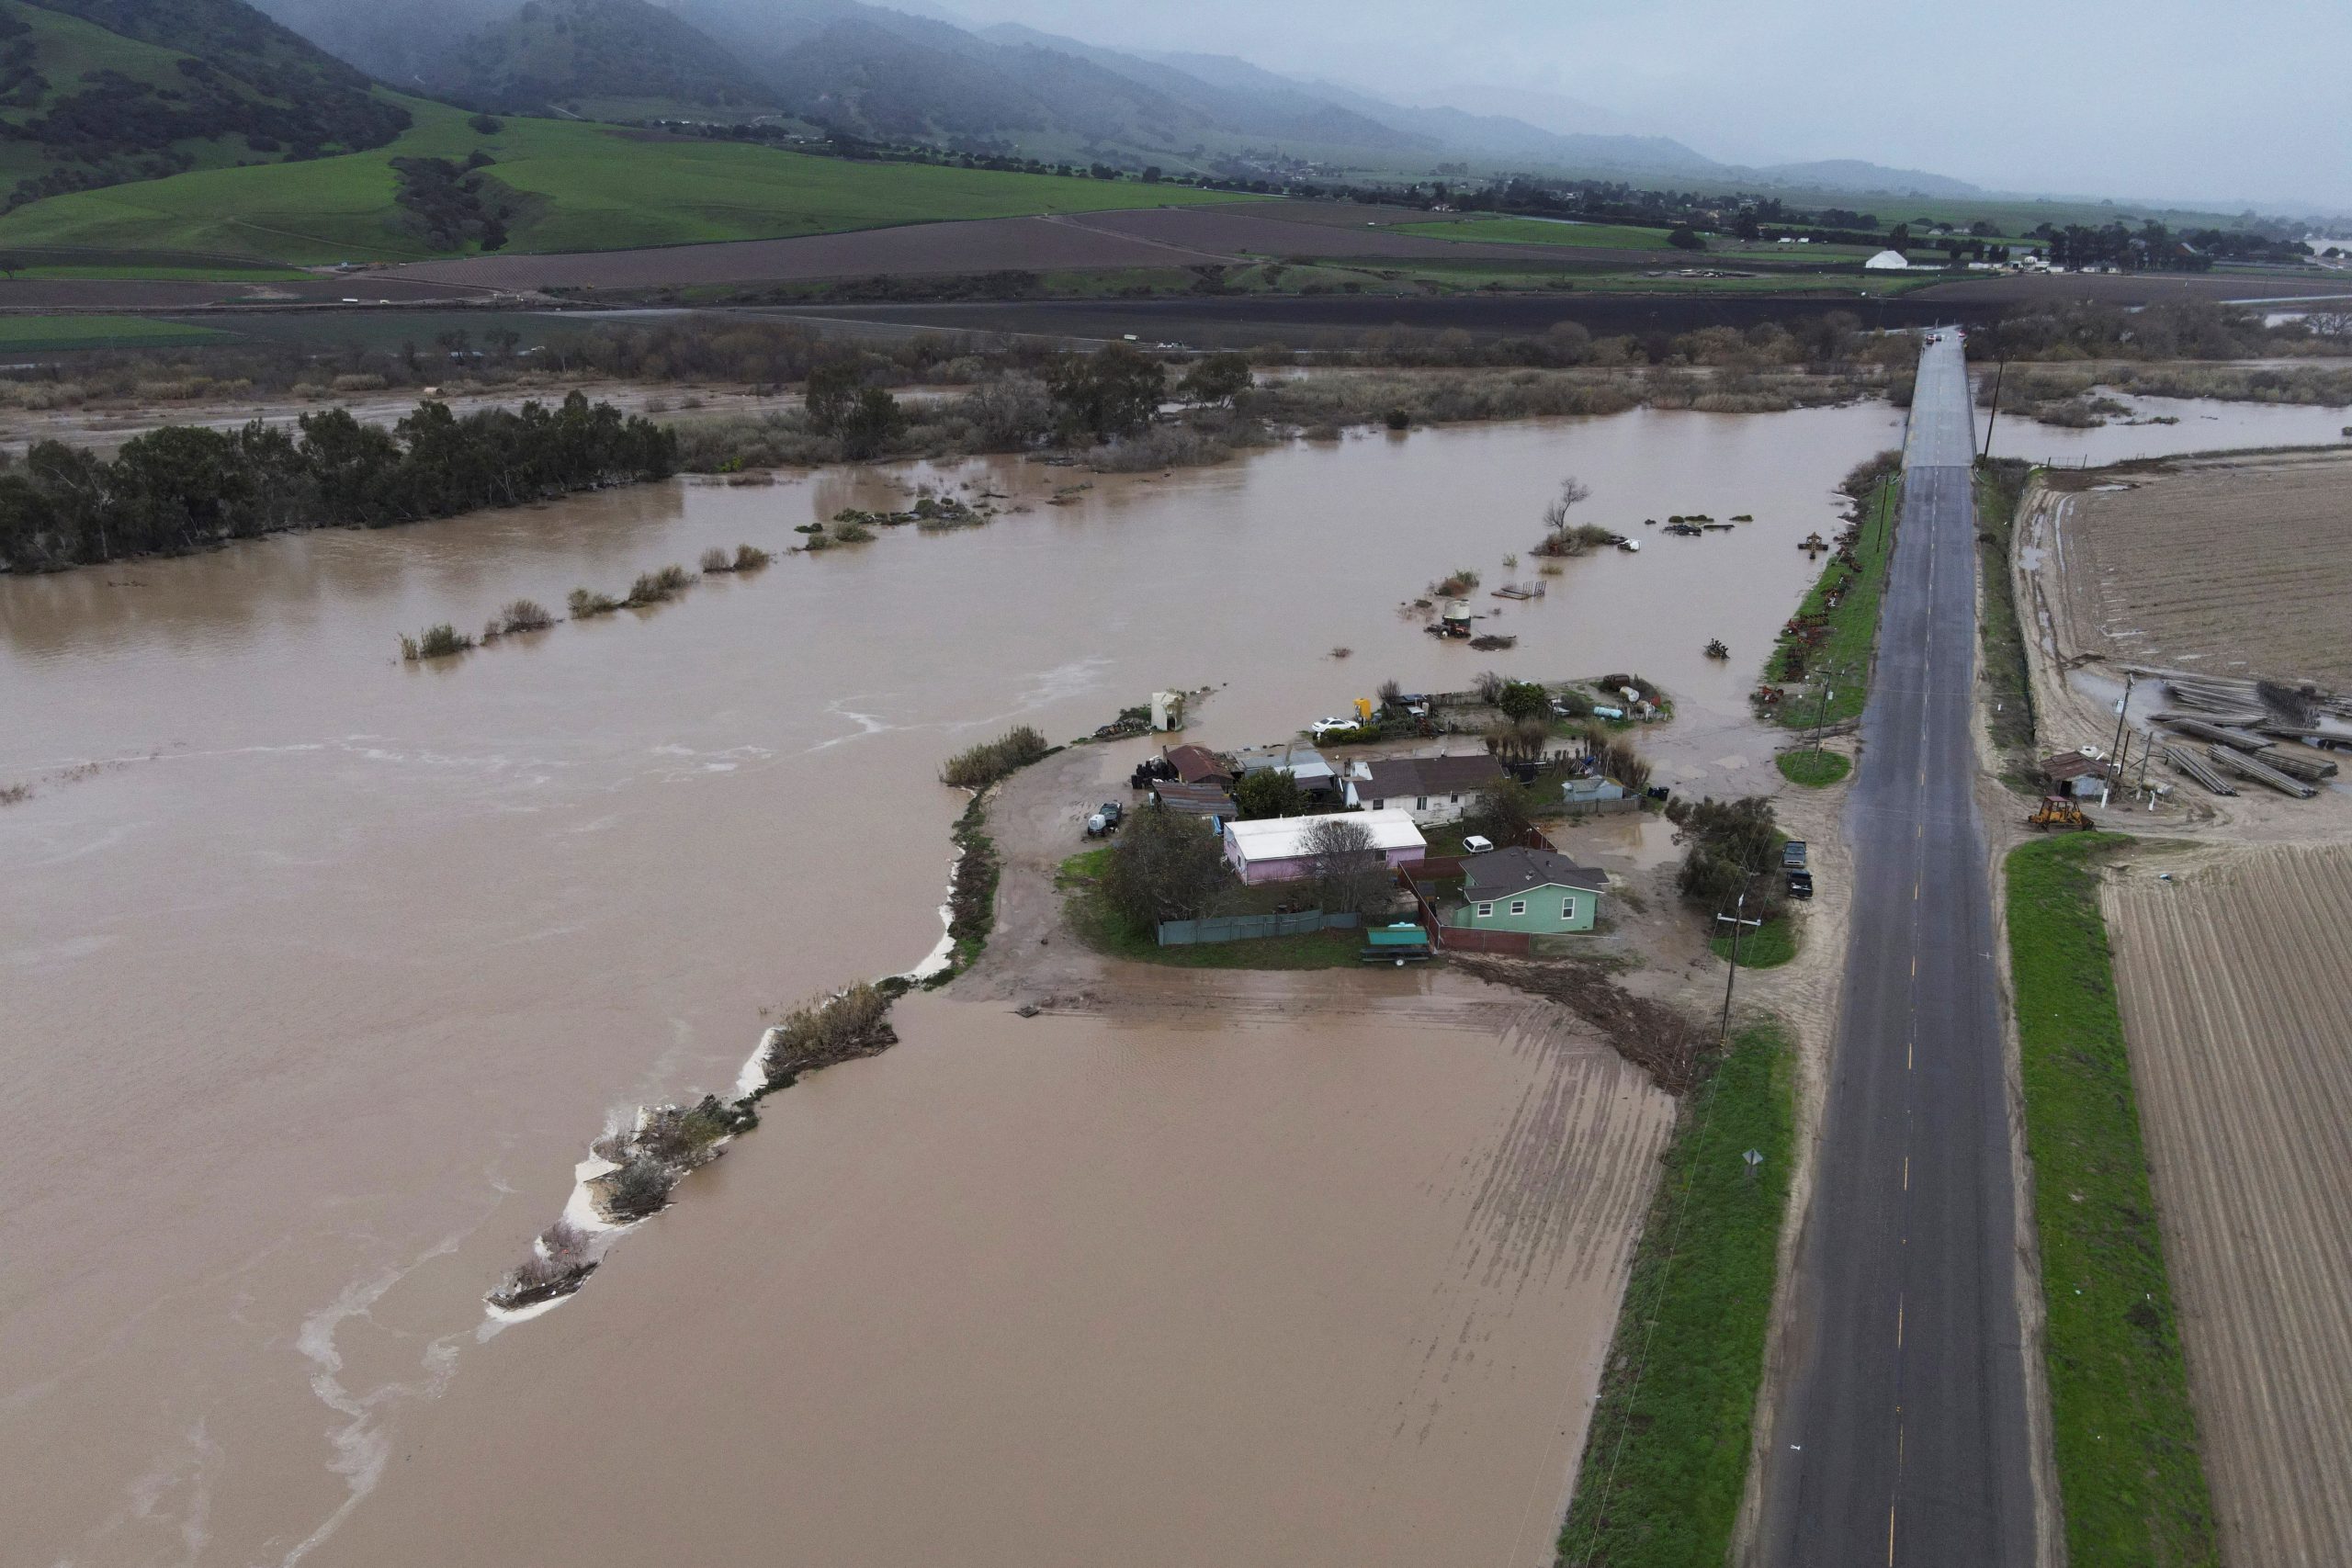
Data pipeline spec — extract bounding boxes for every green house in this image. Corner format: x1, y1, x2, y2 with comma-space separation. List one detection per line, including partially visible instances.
1449, 847, 1606, 934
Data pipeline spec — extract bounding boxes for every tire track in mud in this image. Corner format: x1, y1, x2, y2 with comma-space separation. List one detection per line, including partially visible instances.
2105, 843, 2352, 1566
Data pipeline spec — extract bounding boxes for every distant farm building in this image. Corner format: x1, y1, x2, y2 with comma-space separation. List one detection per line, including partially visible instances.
1864, 249, 1910, 270
1222, 809, 1428, 885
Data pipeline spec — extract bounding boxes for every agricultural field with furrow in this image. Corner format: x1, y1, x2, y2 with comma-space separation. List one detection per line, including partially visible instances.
2104, 840, 2352, 1567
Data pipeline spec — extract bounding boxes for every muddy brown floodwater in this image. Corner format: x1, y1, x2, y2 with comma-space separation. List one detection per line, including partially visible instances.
5, 403, 1892, 1565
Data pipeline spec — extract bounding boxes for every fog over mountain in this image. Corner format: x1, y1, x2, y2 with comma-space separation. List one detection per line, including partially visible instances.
947, 0, 2352, 211
249, 0, 2352, 212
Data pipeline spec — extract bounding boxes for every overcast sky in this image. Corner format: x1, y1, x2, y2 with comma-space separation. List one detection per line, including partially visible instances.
941, 0, 2352, 214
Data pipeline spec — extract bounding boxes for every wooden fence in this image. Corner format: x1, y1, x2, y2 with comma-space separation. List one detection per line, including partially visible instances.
1157, 910, 1361, 946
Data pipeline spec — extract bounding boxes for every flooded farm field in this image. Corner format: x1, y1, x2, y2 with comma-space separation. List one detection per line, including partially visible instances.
1984, 387, 2352, 468
0, 390, 2176, 1563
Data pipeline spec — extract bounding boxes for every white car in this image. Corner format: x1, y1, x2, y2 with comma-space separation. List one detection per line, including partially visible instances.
1307, 716, 1356, 740
1462, 835, 1496, 855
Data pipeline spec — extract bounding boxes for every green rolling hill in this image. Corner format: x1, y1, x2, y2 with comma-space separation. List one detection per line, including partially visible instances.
0, 0, 407, 209
0, 92, 1248, 262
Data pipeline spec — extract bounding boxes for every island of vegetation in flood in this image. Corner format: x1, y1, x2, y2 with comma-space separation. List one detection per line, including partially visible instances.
0, 389, 674, 572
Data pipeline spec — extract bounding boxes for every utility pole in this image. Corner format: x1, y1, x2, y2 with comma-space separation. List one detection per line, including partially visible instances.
1809, 667, 1838, 755
2106, 671, 2136, 807
1983, 359, 2006, 459
1716, 890, 1763, 1045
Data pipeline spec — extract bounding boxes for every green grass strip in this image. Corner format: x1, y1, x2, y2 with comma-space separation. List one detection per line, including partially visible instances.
1973, 457, 2039, 759
0, 313, 228, 350
1773, 477, 1899, 728
1707, 916, 1797, 969
2006, 834, 2220, 1567
1559, 1021, 1794, 1567
1775, 748, 1850, 787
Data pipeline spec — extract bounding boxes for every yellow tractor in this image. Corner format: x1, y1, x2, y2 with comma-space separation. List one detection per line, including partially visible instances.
2028, 795, 2095, 832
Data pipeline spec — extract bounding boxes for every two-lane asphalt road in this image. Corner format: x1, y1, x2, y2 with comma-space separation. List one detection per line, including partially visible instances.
1756, 333, 2036, 1566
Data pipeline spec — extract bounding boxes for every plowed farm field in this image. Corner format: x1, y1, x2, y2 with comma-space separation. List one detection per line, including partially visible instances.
2104, 842, 2352, 1566
2054, 454, 2352, 687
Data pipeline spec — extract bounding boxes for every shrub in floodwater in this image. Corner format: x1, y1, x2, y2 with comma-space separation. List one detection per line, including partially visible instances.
632, 1096, 752, 1167
499, 598, 552, 633
1384, 407, 1410, 430
486, 1218, 600, 1309
568, 587, 621, 618
1431, 568, 1481, 597
624, 563, 694, 605
732, 544, 771, 570
761, 982, 899, 1087
699, 546, 733, 573
602, 1156, 675, 1221
402, 623, 473, 660
1534, 523, 1618, 558
939, 724, 1051, 789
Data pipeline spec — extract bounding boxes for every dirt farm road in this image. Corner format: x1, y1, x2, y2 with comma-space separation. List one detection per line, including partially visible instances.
1756, 333, 2038, 1565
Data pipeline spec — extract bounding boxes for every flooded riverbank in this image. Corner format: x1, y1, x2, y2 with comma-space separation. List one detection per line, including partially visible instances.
0, 398, 1957, 1563
1982, 386, 2352, 467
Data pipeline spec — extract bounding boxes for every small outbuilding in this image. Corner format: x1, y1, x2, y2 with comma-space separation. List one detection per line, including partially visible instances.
1223, 808, 1427, 885
1863, 249, 1910, 271
2039, 750, 2119, 799
1561, 774, 1631, 813
1151, 781, 1238, 819
1449, 847, 1606, 934
1164, 743, 1236, 787
1232, 743, 1340, 801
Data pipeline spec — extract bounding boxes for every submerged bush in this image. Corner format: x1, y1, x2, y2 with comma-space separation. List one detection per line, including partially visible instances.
732, 544, 772, 570
762, 982, 899, 1086
602, 1156, 675, 1221
401, 622, 473, 660
633, 1095, 752, 1167
568, 586, 621, 618
1534, 523, 1619, 558
624, 563, 695, 605
498, 598, 553, 633
699, 546, 733, 573
939, 725, 1050, 789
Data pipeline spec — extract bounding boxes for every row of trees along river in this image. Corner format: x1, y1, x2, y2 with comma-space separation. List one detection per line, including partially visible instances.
0, 391, 676, 573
